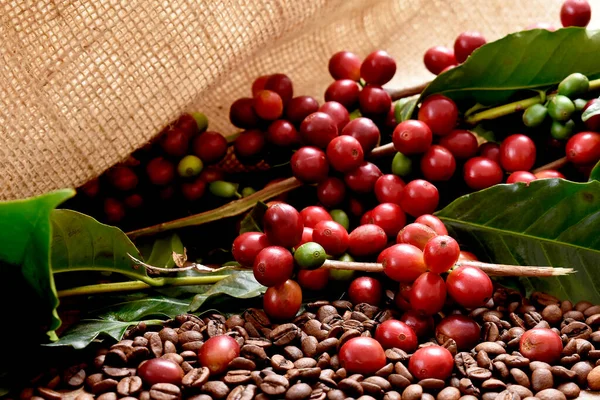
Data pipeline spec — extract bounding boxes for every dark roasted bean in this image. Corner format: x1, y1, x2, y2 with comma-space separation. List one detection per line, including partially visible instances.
149, 383, 181, 400
436, 386, 460, 400
201, 381, 229, 399
536, 388, 566, 400
531, 368, 553, 392
401, 384, 422, 400
117, 376, 142, 396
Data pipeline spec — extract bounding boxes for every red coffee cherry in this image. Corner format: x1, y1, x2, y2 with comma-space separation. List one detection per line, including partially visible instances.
454, 31, 487, 63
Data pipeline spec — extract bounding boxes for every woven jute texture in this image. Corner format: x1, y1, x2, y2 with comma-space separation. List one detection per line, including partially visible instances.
1, 0, 599, 200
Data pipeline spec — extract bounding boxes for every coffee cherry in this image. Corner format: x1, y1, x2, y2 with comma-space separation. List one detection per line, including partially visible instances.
458, 251, 478, 262
436, 315, 481, 351
180, 179, 205, 202
263, 203, 304, 249
251, 75, 270, 96
378, 244, 427, 283
499, 134, 536, 172
359, 85, 392, 116
522, 104, 548, 128
294, 241, 327, 270
298, 227, 314, 247
104, 198, 126, 222
360, 210, 373, 226
520, 328, 564, 363
566, 132, 600, 165
232, 232, 271, 267
439, 130, 478, 159
312, 220, 349, 256
409, 345, 454, 380
291, 146, 329, 183
551, 119, 576, 140
198, 335, 241, 375
558, 73, 589, 99
454, 31, 487, 63
230, 98, 259, 128
391, 152, 412, 176
394, 283, 412, 311
421, 145, 456, 181
264, 73, 293, 105
254, 90, 283, 120
339, 337, 386, 375
478, 142, 501, 164
265, 120, 299, 147
375, 320, 418, 352
326, 135, 364, 173
348, 276, 383, 306
401, 310, 434, 338
253, 246, 294, 286
397, 223, 438, 250
415, 214, 448, 235
193, 131, 228, 164
317, 177, 346, 207
374, 174, 405, 205
147, 157, 175, 186
392, 120, 432, 155
286, 96, 320, 124
300, 206, 332, 229
190, 112, 209, 133
548, 95, 575, 122
423, 235, 460, 274
325, 80, 360, 109
161, 128, 189, 157
534, 169, 565, 179
297, 268, 329, 291
507, 170, 536, 184
560, 0, 591, 27
80, 178, 100, 197
410, 272, 446, 315
583, 99, 600, 131
348, 197, 366, 218
446, 266, 493, 309
424, 46, 457, 75
360, 50, 396, 85
464, 157, 503, 190
107, 166, 138, 191
400, 179, 439, 217
319, 101, 350, 132
329, 51, 362, 81
138, 358, 184, 386
263, 279, 302, 320
370, 203, 406, 237
300, 112, 339, 148
177, 155, 203, 177
348, 224, 387, 257
418, 95, 458, 136
329, 209, 350, 230
341, 117, 381, 154
234, 129, 266, 161
344, 162, 383, 193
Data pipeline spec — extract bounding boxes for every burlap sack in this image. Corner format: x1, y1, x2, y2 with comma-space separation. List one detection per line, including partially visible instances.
1, 0, 599, 200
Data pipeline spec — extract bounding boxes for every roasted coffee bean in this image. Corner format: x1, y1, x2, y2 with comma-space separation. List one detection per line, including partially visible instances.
531, 368, 553, 392
225, 314, 244, 330
201, 381, 230, 399
338, 329, 361, 350
508, 313, 526, 330
333, 367, 347, 380
482, 322, 500, 342
224, 370, 252, 385
586, 313, 600, 326
363, 376, 391, 391
326, 389, 346, 400
332, 300, 352, 310
506, 384, 533, 398
401, 384, 423, 400
532, 292, 560, 307
261, 374, 290, 396
226, 384, 257, 400
385, 348, 409, 362
459, 378, 479, 396
480, 378, 506, 391
91, 378, 118, 394
510, 368, 530, 388
308, 300, 330, 310
269, 324, 300, 346
455, 353, 477, 376
304, 320, 323, 336
588, 365, 600, 390
550, 365, 576, 380
158, 328, 178, 344
317, 352, 331, 369
240, 344, 268, 361
37, 387, 62, 400
319, 369, 337, 387
149, 334, 164, 358
149, 383, 181, 400
556, 382, 580, 399
564, 310, 585, 321
529, 361, 551, 371
117, 376, 142, 396
561, 354, 581, 365
316, 338, 339, 354
475, 342, 505, 355
103, 366, 133, 378
394, 363, 413, 381
388, 373, 411, 389
317, 305, 339, 322
244, 338, 272, 348
375, 362, 393, 377
76, 394, 96, 400
436, 386, 460, 400
286, 382, 312, 400
492, 362, 509, 380
301, 336, 318, 357
418, 378, 445, 390
294, 357, 317, 369
575, 300, 594, 312
382, 391, 402, 400
140, 391, 151, 400
62, 365, 86, 387
284, 346, 304, 361
541, 304, 563, 325
502, 355, 530, 368
272, 354, 295, 371
97, 393, 117, 400
228, 357, 256, 370
536, 388, 566, 400
330, 354, 340, 370
339, 378, 364, 397
561, 321, 592, 340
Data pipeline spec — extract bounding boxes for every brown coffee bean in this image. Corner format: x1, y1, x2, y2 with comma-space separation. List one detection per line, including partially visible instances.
418, 378, 445, 390
117, 376, 142, 396
294, 357, 317, 369
271, 354, 295, 371
483, 322, 500, 342
140, 391, 151, 400
148, 334, 163, 358
332, 300, 352, 310
575, 300, 593, 312
536, 388, 566, 400
91, 379, 118, 395
260, 374, 290, 396
383, 391, 402, 400
550, 365, 576, 381
555, 382, 579, 399
561, 321, 592, 340
316, 338, 339, 354
529, 361, 551, 371
476, 350, 492, 369
97, 393, 117, 400
244, 338, 272, 348
502, 355, 530, 368
493, 391, 518, 400
510, 368, 530, 388
286, 382, 312, 400
326, 389, 345, 400
241, 344, 268, 361
481, 378, 506, 391
224, 370, 252, 385
561, 354, 581, 365
458, 396, 478, 400
587, 365, 600, 390
302, 336, 319, 357
338, 329, 361, 350
103, 366, 133, 378
37, 387, 62, 400
333, 367, 346, 380
402, 384, 423, 400
388, 374, 411, 389
338, 378, 364, 397
458, 378, 480, 397
158, 328, 178, 344
455, 353, 477, 376
509, 313, 526, 330
75, 394, 95, 400
421, 395, 435, 400
283, 346, 304, 361
475, 342, 506, 355
149, 383, 181, 400
201, 381, 230, 399
361, 381, 384, 397
363, 376, 391, 392
436, 386, 460, 400
394, 362, 413, 381
541, 304, 562, 325
375, 362, 393, 377
385, 348, 409, 362
532, 292, 560, 307
317, 353, 331, 369
467, 367, 492, 380
318, 369, 337, 387
317, 305, 339, 321
531, 368, 553, 392
228, 357, 256, 370
586, 314, 600, 326
506, 384, 533, 398
269, 323, 300, 346
493, 361, 509, 380
62, 365, 86, 387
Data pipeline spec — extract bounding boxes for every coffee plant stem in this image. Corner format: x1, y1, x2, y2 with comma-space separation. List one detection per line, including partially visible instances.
369, 142, 395, 158
532, 156, 568, 173
387, 81, 431, 101
56, 275, 229, 298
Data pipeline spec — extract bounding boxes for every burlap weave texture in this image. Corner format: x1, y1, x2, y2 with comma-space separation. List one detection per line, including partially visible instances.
1, 0, 598, 200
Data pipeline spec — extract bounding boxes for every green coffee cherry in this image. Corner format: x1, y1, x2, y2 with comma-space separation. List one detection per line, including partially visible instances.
550, 119, 575, 140
558, 73, 589, 99
329, 253, 355, 281
349, 109, 362, 120
392, 152, 412, 176
241, 187, 256, 197
547, 95, 575, 122
209, 180, 239, 198
177, 155, 203, 177
329, 209, 350, 230
574, 98, 588, 111
522, 104, 548, 127
191, 112, 209, 133
294, 242, 327, 270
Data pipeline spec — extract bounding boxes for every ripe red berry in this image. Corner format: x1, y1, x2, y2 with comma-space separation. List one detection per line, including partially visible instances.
291, 146, 329, 183
232, 232, 271, 267
534, 169, 565, 179
463, 157, 503, 190
423, 235, 460, 274
439, 130, 479, 159
253, 246, 294, 286
325, 80, 360, 109
80, 178, 100, 197
359, 85, 392, 116
399, 179, 439, 217
423, 46, 457, 75
263, 279, 302, 320
107, 166, 138, 191
161, 128, 189, 157
146, 157, 175, 186
560, 0, 591, 27
397, 223, 438, 251
313, 220, 349, 256
458, 251, 478, 262
199, 167, 225, 183
415, 214, 448, 236
378, 244, 427, 283
478, 142, 501, 164
263, 203, 304, 248
375, 320, 418, 352
319, 101, 350, 132
297, 268, 329, 291
418, 94, 458, 136
300, 206, 332, 228
138, 358, 184, 386
507, 171, 536, 184
519, 328, 564, 363
300, 112, 339, 148
583, 99, 600, 131
198, 335, 241, 375
394, 283, 412, 311
565, 132, 600, 165
299, 227, 314, 247
234, 129, 265, 161
347, 224, 388, 257
374, 174, 405, 205
176, 113, 200, 136
361, 50, 396, 85
193, 131, 228, 164
401, 310, 434, 338
410, 272, 447, 315
230, 98, 260, 129
392, 120, 433, 155
264, 73, 293, 105
286, 96, 320, 124
409, 346, 454, 380
254, 90, 284, 120
454, 31, 487, 63
360, 210, 373, 226
344, 162, 382, 193
499, 134, 536, 172
370, 203, 406, 237
421, 145, 457, 181
329, 51, 362, 81
446, 266, 493, 309
104, 198, 126, 222
348, 276, 383, 306
326, 135, 364, 172
181, 178, 207, 201
339, 337, 386, 375
316, 177, 346, 207
251, 75, 270, 97
341, 117, 381, 154
436, 315, 481, 351
266, 120, 300, 147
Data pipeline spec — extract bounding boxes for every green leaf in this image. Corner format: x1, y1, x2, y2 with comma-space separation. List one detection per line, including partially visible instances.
51, 210, 150, 283
582, 96, 600, 122
189, 271, 266, 312
420, 28, 600, 105
436, 179, 600, 303
91, 295, 192, 321
590, 160, 600, 181
394, 97, 418, 122
471, 124, 497, 143
146, 234, 184, 269
239, 201, 268, 234
0, 189, 75, 339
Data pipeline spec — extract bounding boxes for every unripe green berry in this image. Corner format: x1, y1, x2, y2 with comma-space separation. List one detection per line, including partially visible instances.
550, 119, 575, 140
294, 242, 327, 270
391, 152, 412, 176
191, 112, 209, 133
209, 180, 239, 198
241, 187, 256, 197
177, 155, 203, 177
349, 109, 362, 120
547, 95, 575, 122
522, 104, 548, 127
329, 209, 350, 230
574, 98, 588, 111
329, 253, 356, 281
558, 73, 589, 99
